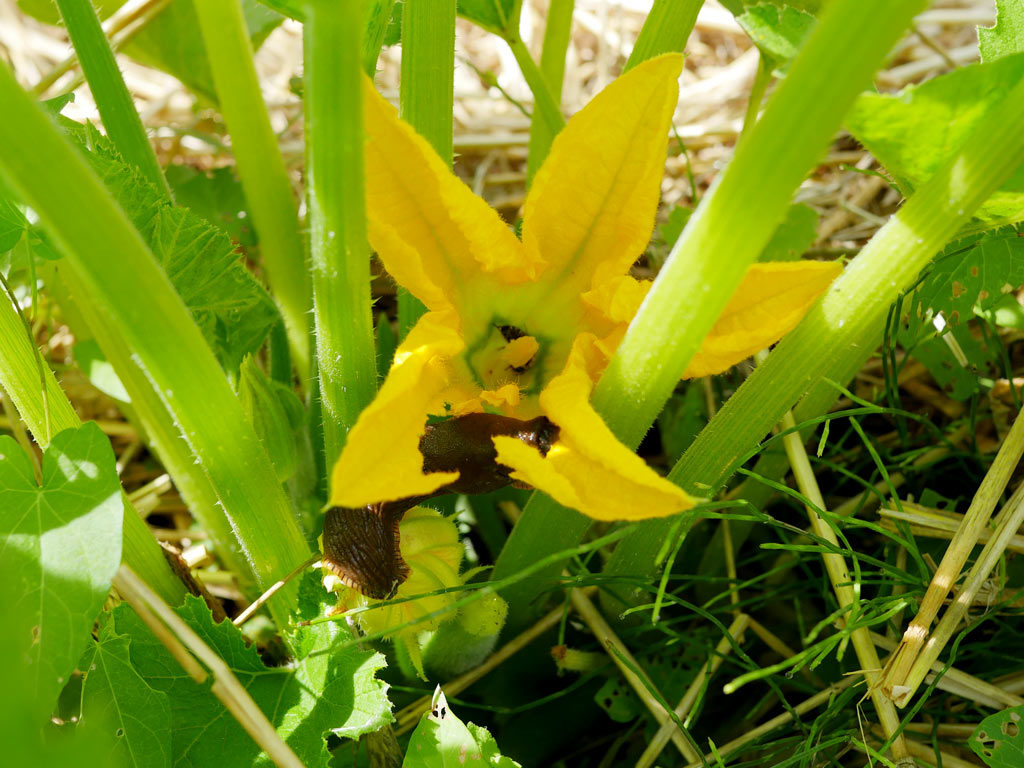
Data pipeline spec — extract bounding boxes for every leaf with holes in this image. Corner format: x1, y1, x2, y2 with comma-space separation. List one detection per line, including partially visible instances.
403, 687, 521, 767
79, 621, 172, 768
895, 226, 1024, 399
846, 53, 1024, 221
111, 590, 391, 767
980, 0, 1024, 62
971, 705, 1024, 767
0, 423, 123, 718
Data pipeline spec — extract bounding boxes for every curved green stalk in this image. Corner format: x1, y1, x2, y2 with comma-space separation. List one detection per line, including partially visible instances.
305, 0, 378, 465
493, 0, 928, 623
193, 0, 312, 384
54, 0, 169, 197
606, 69, 1024, 587
0, 65, 311, 626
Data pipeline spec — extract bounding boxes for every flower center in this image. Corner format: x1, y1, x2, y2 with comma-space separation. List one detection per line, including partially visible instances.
466, 322, 544, 398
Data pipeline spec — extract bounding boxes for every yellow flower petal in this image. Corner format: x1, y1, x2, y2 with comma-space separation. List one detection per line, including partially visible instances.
330, 312, 464, 506
362, 76, 537, 315
522, 54, 683, 299
684, 261, 843, 378
493, 334, 697, 521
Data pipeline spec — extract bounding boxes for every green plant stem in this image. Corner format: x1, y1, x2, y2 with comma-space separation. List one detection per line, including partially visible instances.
0, 290, 184, 605
624, 0, 703, 71
607, 68, 1024, 589
397, 0, 456, 336
362, 0, 398, 73
494, 0, 927, 623
0, 65, 311, 626
193, 0, 311, 384
507, 37, 565, 147
54, 0, 169, 197
525, 0, 573, 181
304, 0, 378, 466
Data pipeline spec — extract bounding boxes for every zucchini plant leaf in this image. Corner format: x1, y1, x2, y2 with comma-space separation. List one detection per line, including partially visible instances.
0, 197, 28, 252
165, 165, 257, 248
758, 202, 818, 261
79, 621, 173, 768
403, 687, 521, 767
457, 0, 521, 38
109, 589, 391, 767
846, 53, 1024, 222
123, 0, 282, 104
0, 423, 123, 718
895, 227, 1024, 399
76, 125, 279, 374
979, 0, 1024, 63
971, 705, 1024, 767
737, 4, 815, 72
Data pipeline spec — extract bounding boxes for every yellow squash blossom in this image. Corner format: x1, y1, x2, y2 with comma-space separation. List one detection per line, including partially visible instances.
330, 53, 841, 522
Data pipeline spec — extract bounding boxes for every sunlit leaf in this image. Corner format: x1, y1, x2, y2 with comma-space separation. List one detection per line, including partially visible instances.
971, 705, 1024, 767
111, 589, 391, 767
0, 423, 123, 718
79, 622, 173, 768
846, 53, 1024, 221
979, 0, 1024, 62
403, 687, 521, 767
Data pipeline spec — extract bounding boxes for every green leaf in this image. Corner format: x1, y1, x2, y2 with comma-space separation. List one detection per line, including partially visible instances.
0, 565, 122, 768
112, 590, 391, 767
122, 0, 282, 103
74, 339, 131, 403
0, 197, 28, 252
403, 687, 521, 767
895, 228, 1024, 399
759, 202, 818, 261
737, 4, 816, 71
657, 382, 707, 466
0, 422, 123, 717
971, 705, 1024, 767
78, 125, 279, 373
165, 165, 257, 247
457, 0, 520, 37
980, 0, 1024, 62
846, 53, 1024, 221
79, 622, 173, 768
376, 314, 398, 382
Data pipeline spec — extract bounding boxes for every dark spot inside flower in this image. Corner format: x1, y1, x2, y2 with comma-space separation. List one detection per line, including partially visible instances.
498, 324, 525, 342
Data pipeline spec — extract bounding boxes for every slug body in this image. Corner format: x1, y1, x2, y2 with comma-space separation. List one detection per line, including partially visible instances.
321, 413, 557, 599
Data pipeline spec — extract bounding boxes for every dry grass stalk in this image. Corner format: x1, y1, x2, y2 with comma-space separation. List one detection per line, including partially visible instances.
881, 410, 1024, 704
896, 480, 1024, 706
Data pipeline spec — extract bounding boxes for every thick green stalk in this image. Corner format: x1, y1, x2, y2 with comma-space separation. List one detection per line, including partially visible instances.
525, 0, 574, 181
397, 0, 456, 336
607, 70, 1024, 585
494, 0, 927, 622
194, 0, 312, 383
0, 290, 185, 605
305, 0, 377, 466
624, 0, 703, 71
0, 66, 311, 625
54, 0, 169, 197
